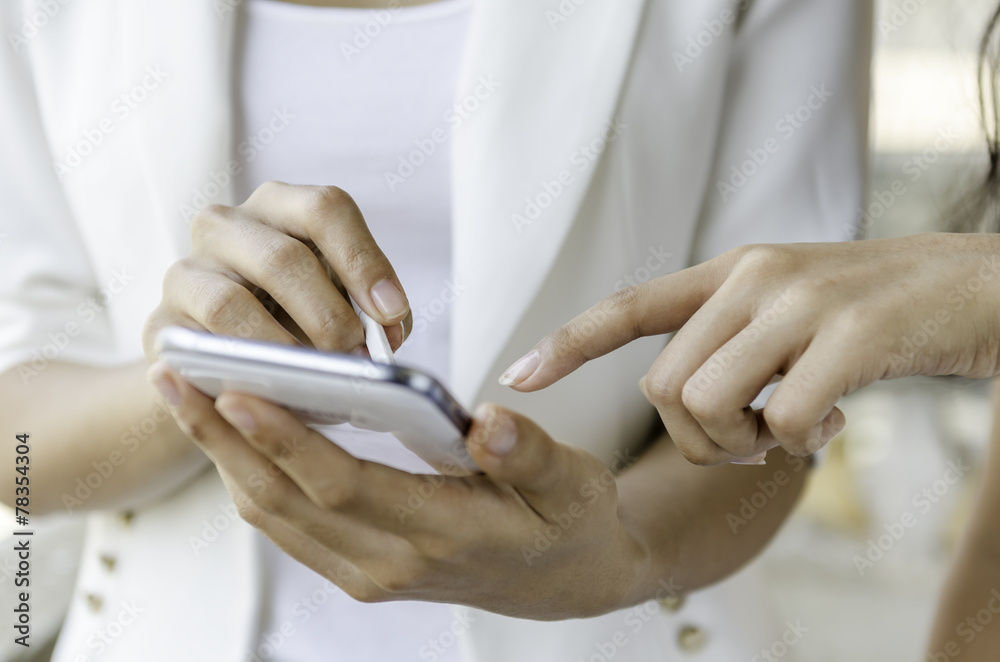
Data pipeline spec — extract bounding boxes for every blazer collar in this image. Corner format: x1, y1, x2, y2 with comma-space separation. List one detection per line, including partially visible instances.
450, 0, 648, 402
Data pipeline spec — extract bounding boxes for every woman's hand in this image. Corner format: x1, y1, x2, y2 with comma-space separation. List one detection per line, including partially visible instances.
142, 181, 412, 360
499, 233, 1000, 465
147, 362, 651, 620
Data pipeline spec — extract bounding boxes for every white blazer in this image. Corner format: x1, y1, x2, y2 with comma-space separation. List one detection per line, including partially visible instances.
0, 0, 871, 660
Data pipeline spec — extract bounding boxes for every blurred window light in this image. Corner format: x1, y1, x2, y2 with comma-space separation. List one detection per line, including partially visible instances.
872, 50, 984, 154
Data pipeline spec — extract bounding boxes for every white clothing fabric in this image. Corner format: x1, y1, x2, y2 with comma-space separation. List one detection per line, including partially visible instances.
237, 1, 471, 659
0, 0, 872, 660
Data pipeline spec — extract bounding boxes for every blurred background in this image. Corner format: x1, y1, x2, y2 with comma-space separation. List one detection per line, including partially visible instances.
2, 1, 999, 660
758, 0, 1000, 659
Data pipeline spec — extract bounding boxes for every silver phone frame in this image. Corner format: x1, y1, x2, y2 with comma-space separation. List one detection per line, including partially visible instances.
154, 326, 472, 437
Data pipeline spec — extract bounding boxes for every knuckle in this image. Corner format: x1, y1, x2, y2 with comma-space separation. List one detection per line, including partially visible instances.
545, 325, 584, 361
339, 243, 384, 277
734, 244, 790, 278
246, 180, 286, 205
680, 380, 719, 422
313, 307, 361, 350
600, 286, 647, 338
600, 285, 646, 331
250, 430, 287, 459
313, 472, 359, 511
304, 185, 355, 220
181, 420, 209, 444
411, 535, 462, 564
830, 304, 871, 337
347, 582, 386, 604
676, 443, 721, 467
190, 204, 231, 242
643, 367, 682, 408
604, 284, 644, 315
250, 480, 287, 516
235, 499, 265, 528
372, 561, 425, 594
763, 399, 811, 441
260, 235, 314, 284
161, 258, 195, 289
201, 281, 252, 331
783, 365, 821, 398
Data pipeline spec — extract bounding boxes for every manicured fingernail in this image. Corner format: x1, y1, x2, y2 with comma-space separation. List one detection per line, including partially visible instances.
148, 367, 181, 408
499, 351, 540, 387
370, 279, 407, 320
486, 416, 518, 457
731, 453, 767, 466
217, 401, 257, 434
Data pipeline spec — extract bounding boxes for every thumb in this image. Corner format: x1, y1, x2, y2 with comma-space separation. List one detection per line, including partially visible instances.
466, 404, 586, 508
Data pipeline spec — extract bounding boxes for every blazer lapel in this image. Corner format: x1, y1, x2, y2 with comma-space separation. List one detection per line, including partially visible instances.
113, 4, 260, 659
118, 0, 649, 406
118, 0, 238, 256
450, 0, 649, 403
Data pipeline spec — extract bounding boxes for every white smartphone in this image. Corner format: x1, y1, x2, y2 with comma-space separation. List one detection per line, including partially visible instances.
153, 326, 478, 475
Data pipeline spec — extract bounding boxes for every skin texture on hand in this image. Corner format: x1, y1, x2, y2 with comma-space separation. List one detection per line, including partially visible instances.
137, 178, 813, 619
142, 181, 412, 362
149, 362, 650, 620
501, 233, 1000, 465
148, 358, 809, 620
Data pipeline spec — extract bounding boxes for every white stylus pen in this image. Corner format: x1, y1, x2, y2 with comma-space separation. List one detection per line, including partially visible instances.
350, 297, 395, 365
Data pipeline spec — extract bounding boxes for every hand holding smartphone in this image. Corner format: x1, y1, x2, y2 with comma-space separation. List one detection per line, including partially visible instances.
154, 326, 479, 476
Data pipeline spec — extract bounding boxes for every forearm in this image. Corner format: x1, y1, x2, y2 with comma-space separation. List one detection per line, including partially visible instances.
617, 434, 810, 600
0, 361, 210, 515
930, 540, 1000, 659
928, 382, 1000, 658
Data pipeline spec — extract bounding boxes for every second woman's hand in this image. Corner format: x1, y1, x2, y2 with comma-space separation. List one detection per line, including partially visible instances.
499, 233, 1000, 465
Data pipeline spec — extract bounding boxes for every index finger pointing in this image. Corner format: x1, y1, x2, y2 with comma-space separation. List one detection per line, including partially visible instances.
500, 249, 741, 392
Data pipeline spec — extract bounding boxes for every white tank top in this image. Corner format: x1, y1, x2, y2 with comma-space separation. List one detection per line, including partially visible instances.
236, 1, 472, 659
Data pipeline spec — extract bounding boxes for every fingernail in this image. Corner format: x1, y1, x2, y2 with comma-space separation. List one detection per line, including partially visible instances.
638, 377, 648, 396
149, 368, 181, 408
486, 416, 518, 457
731, 453, 768, 466
217, 401, 257, 434
499, 351, 540, 387
370, 279, 407, 320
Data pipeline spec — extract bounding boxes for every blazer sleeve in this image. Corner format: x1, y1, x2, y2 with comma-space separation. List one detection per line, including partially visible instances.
689, 0, 873, 262
0, 3, 117, 380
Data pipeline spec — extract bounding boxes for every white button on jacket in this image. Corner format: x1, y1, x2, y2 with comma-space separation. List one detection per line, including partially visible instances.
0, 0, 871, 660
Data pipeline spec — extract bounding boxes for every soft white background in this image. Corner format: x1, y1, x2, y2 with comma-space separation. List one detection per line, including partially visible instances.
759, 0, 1000, 659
